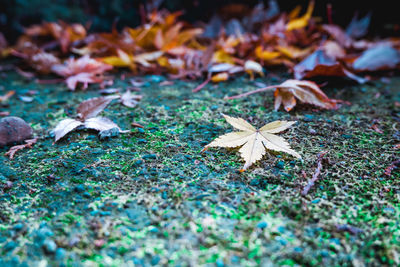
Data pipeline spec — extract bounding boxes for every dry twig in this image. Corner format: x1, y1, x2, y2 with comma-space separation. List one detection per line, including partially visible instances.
301, 151, 328, 196
5, 138, 37, 159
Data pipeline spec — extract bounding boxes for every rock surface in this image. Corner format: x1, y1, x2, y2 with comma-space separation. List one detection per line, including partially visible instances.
0, 116, 33, 147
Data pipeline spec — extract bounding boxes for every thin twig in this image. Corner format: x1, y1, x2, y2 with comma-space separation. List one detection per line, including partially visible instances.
224, 85, 277, 100
192, 78, 211, 93
301, 151, 328, 196
5, 138, 38, 159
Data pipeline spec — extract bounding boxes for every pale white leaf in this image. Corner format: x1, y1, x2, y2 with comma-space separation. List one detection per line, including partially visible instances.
54, 118, 83, 142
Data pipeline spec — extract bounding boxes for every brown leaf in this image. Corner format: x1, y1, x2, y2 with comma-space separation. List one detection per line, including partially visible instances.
294, 49, 366, 83
226, 79, 341, 111
77, 95, 119, 120
51, 55, 112, 90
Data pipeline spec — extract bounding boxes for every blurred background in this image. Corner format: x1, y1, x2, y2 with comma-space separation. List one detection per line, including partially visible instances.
1, 0, 398, 41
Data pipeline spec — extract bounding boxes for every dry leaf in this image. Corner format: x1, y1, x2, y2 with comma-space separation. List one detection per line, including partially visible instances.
203, 114, 300, 171
53, 117, 126, 142
286, 1, 314, 31
244, 60, 263, 79
54, 118, 84, 142
51, 55, 112, 90
53, 95, 128, 142
226, 79, 341, 111
77, 95, 119, 120
294, 49, 366, 83
5, 138, 37, 159
352, 45, 400, 72
211, 72, 229, 82
120, 91, 142, 108
273, 80, 339, 111
84, 117, 125, 132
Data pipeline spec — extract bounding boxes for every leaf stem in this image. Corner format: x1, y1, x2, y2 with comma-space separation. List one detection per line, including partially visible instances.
225, 85, 277, 100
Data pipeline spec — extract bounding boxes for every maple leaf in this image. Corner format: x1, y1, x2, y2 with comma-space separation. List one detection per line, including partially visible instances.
51, 55, 112, 90
120, 90, 142, 108
226, 79, 341, 111
25, 21, 86, 53
286, 1, 314, 31
203, 115, 301, 171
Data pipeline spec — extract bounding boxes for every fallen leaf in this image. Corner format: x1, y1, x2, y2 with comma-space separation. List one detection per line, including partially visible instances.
352, 45, 400, 72
84, 117, 125, 132
54, 118, 84, 142
203, 114, 300, 171
211, 72, 229, 82
51, 55, 112, 90
77, 95, 119, 120
244, 60, 263, 79
255, 46, 280, 61
286, 0, 314, 31
294, 49, 366, 83
5, 138, 37, 159
346, 12, 371, 39
226, 79, 341, 111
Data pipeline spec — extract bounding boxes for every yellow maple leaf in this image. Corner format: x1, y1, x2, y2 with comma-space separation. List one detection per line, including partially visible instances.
286, 1, 315, 31
203, 115, 301, 171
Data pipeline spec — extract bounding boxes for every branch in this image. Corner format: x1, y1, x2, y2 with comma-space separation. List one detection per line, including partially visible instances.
301, 151, 328, 196
5, 138, 37, 159
224, 85, 277, 100
192, 78, 211, 93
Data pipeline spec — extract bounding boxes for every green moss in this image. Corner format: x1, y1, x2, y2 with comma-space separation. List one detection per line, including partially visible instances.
0, 72, 399, 266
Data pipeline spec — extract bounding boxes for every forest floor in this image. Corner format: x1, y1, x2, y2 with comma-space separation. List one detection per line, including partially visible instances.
0, 70, 399, 266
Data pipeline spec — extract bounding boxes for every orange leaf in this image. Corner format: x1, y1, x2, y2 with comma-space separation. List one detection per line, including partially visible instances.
211, 72, 229, 82
286, 1, 314, 31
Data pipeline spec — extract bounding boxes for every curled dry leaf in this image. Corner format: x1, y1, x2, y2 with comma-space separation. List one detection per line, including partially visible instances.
352, 45, 400, 72
244, 60, 263, 79
84, 117, 127, 132
203, 114, 300, 171
54, 118, 84, 142
227, 79, 341, 111
211, 72, 229, 82
53, 94, 129, 142
53, 117, 126, 142
51, 55, 112, 90
294, 49, 366, 83
120, 90, 142, 108
286, 0, 314, 31
77, 95, 119, 120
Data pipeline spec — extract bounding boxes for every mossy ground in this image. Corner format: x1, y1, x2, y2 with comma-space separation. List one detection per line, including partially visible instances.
0, 70, 399, 266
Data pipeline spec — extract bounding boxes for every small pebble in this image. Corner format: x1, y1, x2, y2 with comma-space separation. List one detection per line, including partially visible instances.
257, 221, 268, 229
143, 154, 157, 160
74, 184, 85, 193
0, 117, 33, 146
43, 239, 57, 254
